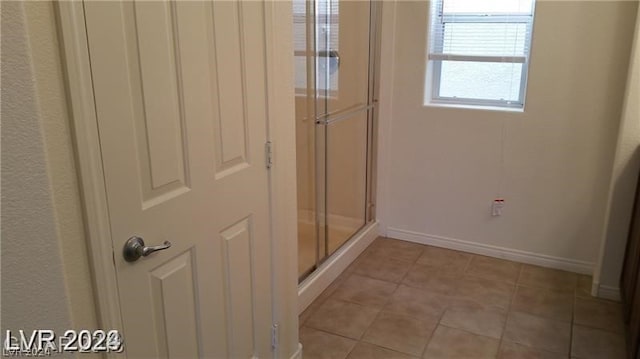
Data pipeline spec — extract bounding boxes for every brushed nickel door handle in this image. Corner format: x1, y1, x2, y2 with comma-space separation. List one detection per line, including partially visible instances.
123, 236, 171, 262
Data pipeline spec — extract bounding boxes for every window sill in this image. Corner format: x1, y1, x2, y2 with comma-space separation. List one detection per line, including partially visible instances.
424, 101, 525, 113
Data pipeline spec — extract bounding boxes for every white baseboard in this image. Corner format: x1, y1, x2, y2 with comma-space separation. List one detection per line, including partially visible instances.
387, 227, 594, 275
597, 284, 621, 302
591, 279, 621, 301
290, 343, 302, 359
298, 221, 379, 313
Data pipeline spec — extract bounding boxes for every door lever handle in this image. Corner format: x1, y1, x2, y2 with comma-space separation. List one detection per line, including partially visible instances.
123, 236, 172, 262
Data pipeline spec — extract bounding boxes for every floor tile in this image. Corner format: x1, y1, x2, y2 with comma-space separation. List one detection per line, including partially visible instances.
423, 325, 499, 358
299, 327, 357, 359
299, 239, 627, 359
383, 285, 449, 320
343, 256, 362, 274
440, 307, 506, 339
354, 252, 413, 283
576, 274, 592, 298
518, 264, 577, 291
466, 255, 522, 284
347, 342, 418, 359
571, 325, 626, 359
503, 312, 571, 355
498, 341, 566, 359
574, 297, 624, 333
456, 276, 515, 310
446, 295, 507, 313
576, 275, 593, 298
332, 274, 397, 309
367, 238, 425, 263
511, 286, 573, 322
416, 246, 472, 273
362, 312, 437, 357
299, 303, 317, 329
402, 263, 461, 295
306, 299, 380, 339
300, 271, 352, 327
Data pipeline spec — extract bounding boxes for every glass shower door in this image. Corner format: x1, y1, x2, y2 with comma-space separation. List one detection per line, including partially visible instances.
295, 0, 377, 281
317, 0, 373, 257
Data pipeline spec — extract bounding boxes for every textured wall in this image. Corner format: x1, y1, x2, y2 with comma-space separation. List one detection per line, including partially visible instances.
1, 1, 73, 334
1, 0, 98, 338
597, 4, 640, 291
378, 1, 637, 269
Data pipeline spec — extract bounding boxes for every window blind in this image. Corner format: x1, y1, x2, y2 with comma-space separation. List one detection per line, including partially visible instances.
429, 0, 534, 63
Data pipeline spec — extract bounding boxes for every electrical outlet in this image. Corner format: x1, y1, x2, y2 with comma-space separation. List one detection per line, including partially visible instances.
492, 199, 505, 216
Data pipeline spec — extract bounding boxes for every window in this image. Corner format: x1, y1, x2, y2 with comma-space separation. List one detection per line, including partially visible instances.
426, 0, 535, 109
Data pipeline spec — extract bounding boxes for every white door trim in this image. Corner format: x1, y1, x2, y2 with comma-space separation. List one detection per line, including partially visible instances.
263, 2, 300, 356
56, 1, 299, 357
56, 2, 125, 343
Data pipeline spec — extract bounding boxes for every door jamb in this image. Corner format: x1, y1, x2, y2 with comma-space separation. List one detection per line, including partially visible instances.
56, 2, 124, 342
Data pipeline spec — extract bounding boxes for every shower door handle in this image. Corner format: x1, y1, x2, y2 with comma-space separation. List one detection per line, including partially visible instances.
329, 50, 340, 68
318, 50, 340, 72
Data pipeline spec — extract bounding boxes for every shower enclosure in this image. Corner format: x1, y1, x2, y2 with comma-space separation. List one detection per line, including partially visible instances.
294, 0, 380, 281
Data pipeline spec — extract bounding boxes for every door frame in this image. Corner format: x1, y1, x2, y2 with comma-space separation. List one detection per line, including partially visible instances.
55, 2, 300, 358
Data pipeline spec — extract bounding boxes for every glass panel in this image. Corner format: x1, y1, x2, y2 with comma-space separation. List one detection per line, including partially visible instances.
293, 0, 317, 279
438, 60, 522, 102
326, 111, 368, 255
316, 0, 371, 117
294, 0, 376, 281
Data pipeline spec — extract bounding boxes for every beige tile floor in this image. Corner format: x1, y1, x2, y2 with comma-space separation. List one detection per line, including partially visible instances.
299, 237, 627, 359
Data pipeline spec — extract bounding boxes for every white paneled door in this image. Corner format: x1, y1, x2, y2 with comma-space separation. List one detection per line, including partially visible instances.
84, 1, 273, 357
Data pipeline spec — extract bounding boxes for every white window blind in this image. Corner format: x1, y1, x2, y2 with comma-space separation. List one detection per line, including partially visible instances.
427, 0, 535, 108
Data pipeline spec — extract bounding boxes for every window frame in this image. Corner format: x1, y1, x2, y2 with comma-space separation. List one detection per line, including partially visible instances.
428, 0, 536, 109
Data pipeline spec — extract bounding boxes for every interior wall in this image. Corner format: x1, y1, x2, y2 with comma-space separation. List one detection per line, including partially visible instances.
378, 1, 638, 272
1, 1, 98, 333
596, 3, 640, 295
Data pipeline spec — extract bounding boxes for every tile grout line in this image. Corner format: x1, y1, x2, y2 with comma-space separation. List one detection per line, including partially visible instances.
358, 340, 423, 358
302, 325, 404, 359
353, 265, 402, 356
461, 254, 473, 275
497, 264, 523, 355
437, 323, 503, 341
302, 240, 381, 329
570, 282, 577, 358
397, 244, 425, 284
359, 308, 435, 358
419, 303, 450, 358
351, 244, 423, 286
302, 325, 359, 342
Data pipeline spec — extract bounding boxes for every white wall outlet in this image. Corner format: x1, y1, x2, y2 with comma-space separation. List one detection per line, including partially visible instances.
492, 199, 505, 216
